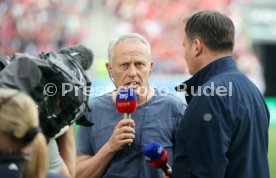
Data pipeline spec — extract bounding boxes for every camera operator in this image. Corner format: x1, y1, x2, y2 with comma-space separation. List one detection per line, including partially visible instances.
0, 45, 94, 178
0, 53, 10, 71
43, 45, 93, 178
47, 126, 75, 177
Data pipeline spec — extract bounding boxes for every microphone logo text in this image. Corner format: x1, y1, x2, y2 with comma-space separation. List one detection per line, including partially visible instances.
119, 93, 128, 100
117, 102, 130, 107
158, 146, 163, 154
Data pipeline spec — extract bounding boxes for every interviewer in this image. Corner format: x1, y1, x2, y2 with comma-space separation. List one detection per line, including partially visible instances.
169, 10, 270, 178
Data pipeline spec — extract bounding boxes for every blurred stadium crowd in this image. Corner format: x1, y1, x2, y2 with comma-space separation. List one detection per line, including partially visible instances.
0, 0, 265, 92
104, 0, 232, 73
0, 0, 90, 55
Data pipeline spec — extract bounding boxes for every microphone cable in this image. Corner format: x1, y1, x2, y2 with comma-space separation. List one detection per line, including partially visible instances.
137, 84, 151, 178
122, 84, 151, 178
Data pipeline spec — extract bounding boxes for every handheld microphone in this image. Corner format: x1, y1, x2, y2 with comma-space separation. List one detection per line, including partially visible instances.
115, 88, 137, 119
115, 88, 137, 147
143, 142, 171, 176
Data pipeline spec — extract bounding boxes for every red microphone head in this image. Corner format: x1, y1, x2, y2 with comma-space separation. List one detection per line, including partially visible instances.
144, 142, 169, 169
115, 88, 137, 113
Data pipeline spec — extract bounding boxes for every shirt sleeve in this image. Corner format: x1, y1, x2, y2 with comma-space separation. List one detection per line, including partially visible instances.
173, 101, 186, 141
185, 94, 231, 177
76, 125, 94, 155
47, 138, 64, 173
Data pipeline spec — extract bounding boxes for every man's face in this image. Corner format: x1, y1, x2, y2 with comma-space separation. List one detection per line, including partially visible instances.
110, 40, 153, 94
182, 32, 195, 75
182, 31, 201, 75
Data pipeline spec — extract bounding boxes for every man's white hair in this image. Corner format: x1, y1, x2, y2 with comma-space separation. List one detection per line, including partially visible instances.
108, 33, 151, 63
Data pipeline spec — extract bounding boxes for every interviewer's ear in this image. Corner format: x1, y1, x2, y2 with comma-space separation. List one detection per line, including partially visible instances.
193, 38, 202, 57
149, 60, 154, 75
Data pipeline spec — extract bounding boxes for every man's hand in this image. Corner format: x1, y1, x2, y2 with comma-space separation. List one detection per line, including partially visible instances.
76, 118, 136, 178
106, 118, 135, 152
163, 168, 172, 178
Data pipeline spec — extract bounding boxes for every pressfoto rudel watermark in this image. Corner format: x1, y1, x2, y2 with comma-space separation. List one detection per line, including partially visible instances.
43, 82, 233, 97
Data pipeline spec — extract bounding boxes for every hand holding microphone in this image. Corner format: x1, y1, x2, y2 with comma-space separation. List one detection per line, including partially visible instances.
144, 142, 172, 177
105, 88, 137, 152
107, 118, 135, 151
115, 88, 137, 148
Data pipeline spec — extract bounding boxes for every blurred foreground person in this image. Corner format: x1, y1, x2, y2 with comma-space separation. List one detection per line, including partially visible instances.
171, 10, 270, 178
0, 88, 65, 178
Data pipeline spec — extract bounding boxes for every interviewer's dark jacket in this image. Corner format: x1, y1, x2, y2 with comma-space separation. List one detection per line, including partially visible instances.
173, 56, 270, 178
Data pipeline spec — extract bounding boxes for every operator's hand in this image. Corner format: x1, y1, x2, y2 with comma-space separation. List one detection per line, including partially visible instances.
107, 118, 135, 152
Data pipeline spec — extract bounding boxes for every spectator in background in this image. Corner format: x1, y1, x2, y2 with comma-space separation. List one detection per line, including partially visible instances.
0, 0, 90, 56
76, 33, 186, 178
170, 10, 270, 178
0, 88, 65, 178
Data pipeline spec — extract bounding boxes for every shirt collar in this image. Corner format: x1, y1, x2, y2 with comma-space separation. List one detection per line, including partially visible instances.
175, 56, 237, 103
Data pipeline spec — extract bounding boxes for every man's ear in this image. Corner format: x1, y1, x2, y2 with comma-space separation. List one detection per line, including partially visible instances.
149, 60, 154, 74
193, 39, 202, 57
105, 63, 113, 78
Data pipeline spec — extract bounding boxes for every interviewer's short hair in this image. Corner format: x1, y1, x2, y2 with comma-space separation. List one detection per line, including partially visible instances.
108, 33, 151, 63
184, 10, 235, 52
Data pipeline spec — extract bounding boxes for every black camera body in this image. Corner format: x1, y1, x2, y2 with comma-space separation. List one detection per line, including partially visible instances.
0, 46, 93, 138
0, 53, 10, 71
